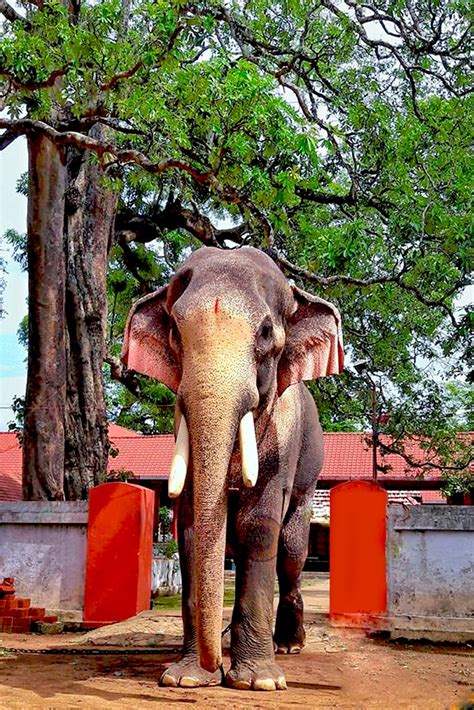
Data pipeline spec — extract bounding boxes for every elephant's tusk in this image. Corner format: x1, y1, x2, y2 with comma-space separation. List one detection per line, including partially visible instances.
239, 411, 259, 488
169, 415, 189, 498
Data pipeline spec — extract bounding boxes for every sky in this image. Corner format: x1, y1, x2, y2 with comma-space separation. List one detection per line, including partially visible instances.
0, 137, 28, 430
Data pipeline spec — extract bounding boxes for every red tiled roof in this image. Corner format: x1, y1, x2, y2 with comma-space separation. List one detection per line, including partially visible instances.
421, 490, 446, 503
0, 432, 19, 453
109, 423, 140, 439
1, 427, 470, 501
0, 470, 22, 501
108, 435, 174, 480
319, 432, 463, 482
112, 432, 470, 483
0, 425, 142, 501
0, 434, 22, 501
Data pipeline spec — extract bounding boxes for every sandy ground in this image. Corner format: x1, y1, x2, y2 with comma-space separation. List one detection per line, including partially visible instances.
0, 575, 472, 710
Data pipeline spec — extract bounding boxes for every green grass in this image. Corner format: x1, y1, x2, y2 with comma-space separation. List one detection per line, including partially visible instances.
153, 584, 236, 611
153, 594, 182, 610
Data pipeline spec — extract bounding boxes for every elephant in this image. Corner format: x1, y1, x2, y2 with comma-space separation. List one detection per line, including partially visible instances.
122, 246, 343, 691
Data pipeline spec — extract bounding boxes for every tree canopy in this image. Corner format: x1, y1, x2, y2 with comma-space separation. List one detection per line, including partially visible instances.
1, 0, 472, 490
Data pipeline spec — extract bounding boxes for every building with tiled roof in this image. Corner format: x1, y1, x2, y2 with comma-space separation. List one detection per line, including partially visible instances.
2, 426, 467, 503
0, 425, 143, 502
2, 424, 469, 570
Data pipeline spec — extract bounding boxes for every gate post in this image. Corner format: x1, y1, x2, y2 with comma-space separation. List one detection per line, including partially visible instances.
84, 482, 154, 624
330, 481, 387, 621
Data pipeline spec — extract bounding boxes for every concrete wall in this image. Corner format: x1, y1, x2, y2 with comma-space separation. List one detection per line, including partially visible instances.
386, 504, 473, 640
0, 502, 88, 615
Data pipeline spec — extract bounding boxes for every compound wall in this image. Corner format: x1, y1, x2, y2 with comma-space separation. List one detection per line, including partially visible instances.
0, 501, 88, 616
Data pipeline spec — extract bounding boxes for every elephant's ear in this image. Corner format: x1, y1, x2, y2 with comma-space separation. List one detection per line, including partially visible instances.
121, 287, 180, 393
277, 287, 344, 395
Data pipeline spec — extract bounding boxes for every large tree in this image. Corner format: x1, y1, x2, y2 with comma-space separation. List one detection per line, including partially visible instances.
1, 0, 472, 499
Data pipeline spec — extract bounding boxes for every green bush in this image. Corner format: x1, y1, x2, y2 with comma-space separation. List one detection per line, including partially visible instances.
155, 540, 178, 558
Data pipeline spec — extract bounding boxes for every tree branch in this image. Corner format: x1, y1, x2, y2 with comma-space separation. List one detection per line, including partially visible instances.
105, 354, 142, 398
378, 438, 473, 474
272, 251, 397, 287
0, 117, 273, 243
99, 61, 144, 92
116, 198, 248, 248
269, 251, 464, 325
0, 0, 25, 23
0, 68, 68, 92
61, 115, 150, 137
116, 234, 156, 293
0, 128, 18, 151
99, 21, 185, 92
295, 185, 391, 217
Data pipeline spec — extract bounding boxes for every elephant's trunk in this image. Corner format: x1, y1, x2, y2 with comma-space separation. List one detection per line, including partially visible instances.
173, 402, 259, 672
186, 402, 235, 672
187, 401, 258, 670
177, 310, 258, 672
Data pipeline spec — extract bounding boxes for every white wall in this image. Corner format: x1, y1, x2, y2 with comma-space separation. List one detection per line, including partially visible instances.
0, 501, 88, 614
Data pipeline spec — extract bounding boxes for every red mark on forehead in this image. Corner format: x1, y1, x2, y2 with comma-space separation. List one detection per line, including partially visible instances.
214, 297, 219, 314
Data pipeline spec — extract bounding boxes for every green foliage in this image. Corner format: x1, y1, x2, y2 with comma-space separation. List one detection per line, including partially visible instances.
7, 396, 25, 445
108, 467, 135, 482
152, 580, 235, 608
155, 538, 179, 559
440, 471, 473, 499
158, 505, 171, 541
2, 0, 472, 468
3, 229, 27, 271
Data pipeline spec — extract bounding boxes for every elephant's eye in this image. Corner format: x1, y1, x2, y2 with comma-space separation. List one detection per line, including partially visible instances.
257, 318, 274, 348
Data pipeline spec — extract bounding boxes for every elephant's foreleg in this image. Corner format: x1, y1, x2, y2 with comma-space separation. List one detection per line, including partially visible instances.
160, 489, 222, 688
226, 508, 286, 691
274, 498, 312, 654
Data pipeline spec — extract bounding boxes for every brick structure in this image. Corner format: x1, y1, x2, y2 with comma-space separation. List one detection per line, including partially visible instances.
0, 577, 57, 633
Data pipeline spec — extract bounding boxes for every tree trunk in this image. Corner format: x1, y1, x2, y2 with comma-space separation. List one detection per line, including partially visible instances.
23, 126, 117, 500
63, 125, 118, 499
23, 134, 67, 500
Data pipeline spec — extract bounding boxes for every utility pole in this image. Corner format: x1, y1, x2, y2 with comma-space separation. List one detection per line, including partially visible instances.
370, 378, 378, 482
354, 361, 379, 483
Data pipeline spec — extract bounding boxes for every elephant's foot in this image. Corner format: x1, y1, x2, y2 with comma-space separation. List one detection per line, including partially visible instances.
160, 656, 223, 688
225, 659, 287, 691
274, 597, 306, 654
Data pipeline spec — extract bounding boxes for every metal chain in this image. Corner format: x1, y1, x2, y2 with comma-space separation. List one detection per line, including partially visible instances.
2, 647, 180, 656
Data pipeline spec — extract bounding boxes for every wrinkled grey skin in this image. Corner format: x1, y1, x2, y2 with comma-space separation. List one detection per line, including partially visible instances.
122, 247, 343, 691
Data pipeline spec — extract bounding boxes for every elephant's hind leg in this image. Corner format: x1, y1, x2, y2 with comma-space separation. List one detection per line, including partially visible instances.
274, 498, 312, 655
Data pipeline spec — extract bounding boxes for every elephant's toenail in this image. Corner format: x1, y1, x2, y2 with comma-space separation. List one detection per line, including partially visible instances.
180, 676, 201, 687
276, 675, 287, 690
289, 645, 301, 654
276, 645, 288, 654
254, 678, 276, 691
160, 673, 177, 687
229, 678, 252, 690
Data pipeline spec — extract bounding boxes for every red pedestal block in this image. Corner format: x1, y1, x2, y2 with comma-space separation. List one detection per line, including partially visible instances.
84, 482, 154, 624
329, 481, 387, 619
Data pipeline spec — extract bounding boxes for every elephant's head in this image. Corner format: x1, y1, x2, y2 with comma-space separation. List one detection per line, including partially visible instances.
122, 247, 343, 672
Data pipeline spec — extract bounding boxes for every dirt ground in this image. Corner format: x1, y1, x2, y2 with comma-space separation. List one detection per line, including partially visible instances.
0, 575, 472, 710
